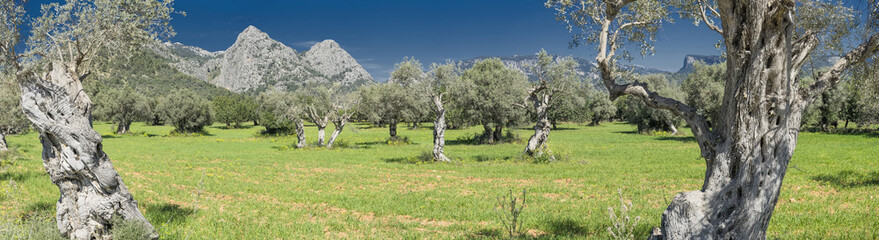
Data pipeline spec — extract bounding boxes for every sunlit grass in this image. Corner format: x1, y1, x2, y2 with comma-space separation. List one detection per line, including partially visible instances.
1, 121, 876, 239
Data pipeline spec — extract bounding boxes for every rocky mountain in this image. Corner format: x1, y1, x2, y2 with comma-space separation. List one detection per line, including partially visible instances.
154, 26, 373, 93
677, 55, 725, 74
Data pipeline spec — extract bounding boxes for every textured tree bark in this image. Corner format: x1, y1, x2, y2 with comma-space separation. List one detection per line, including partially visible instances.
525, 90, 551, 156
294, 118, 306, 149
431, 94, 450, 162
18, 62, 156, 240
326, 119, 347, 149
655, 2, 879, 239
389, 120, 398, 138
0, 131, 8, 152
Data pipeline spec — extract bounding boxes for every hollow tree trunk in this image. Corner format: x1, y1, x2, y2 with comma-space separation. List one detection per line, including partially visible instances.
525, 94, 551, 156
0, 131, 8, 152
116, 121, 131, 135
431, 94, 450, 162
18, 62, 156, 239
326, 119, 347, 149
295, 118, 306, 149
389, 120, 398, 138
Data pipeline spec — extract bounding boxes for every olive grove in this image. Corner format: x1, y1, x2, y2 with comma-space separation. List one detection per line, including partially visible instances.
0, 0, 175, 238
521, 50, 580, 156
547, 0, 879, 239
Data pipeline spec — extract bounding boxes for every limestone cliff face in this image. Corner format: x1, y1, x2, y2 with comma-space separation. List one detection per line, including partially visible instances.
156, 26, 373, 93
304, 40, 373, 87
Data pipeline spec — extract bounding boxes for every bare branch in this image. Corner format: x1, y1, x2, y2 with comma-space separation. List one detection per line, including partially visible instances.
802, 33, 879, 103
697, 0, 723, 34
790, 32, 819, 75
605, 80, 716, 159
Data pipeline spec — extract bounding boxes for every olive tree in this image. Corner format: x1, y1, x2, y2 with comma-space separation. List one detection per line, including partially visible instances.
425, 62, 459, 162
549, 0, 879, 238
94, 87, 152, 134
326, 92, 358, 149
0, 0, 174, 238
157, 90, 215, 134
257, 90, 307, 147
213, 94, 256, 128
296, 86, 333, 145
0, 80, 29, 151
521, 50, 579, 156
453, 58, 528, 143
681, 62, 726, 127
359, 82, 413, 138
391, 57, 431, 128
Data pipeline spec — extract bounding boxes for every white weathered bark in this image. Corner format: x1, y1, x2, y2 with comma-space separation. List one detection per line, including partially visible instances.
326, 119, 347, 149
652, 2, 879, 239
0, 131, 8, 152
18, 62, 156, 240
431, 94, 451, 162
524, 86, 551, 156
667, 121, 678, 136
317, 125, 326, 146
305, 105, 329, 146
294, 118, 306, 149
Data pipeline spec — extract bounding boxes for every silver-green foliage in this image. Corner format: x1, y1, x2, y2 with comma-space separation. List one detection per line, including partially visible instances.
617, 74, 683, 133
681, 62, 725, 127
94, 87, 152, 134
451, 58, 528, 140
157, 90, 214, 134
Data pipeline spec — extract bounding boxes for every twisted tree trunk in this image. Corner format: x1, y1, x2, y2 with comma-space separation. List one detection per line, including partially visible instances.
327, 119, 347, 149
431, 94, 450, 162
295, 118, 306, 149
0, 131, 8, 152
493, 125, 504, 143
654, 2, 879, 239
525, 90, 551, 156
317, 124, 326, 146
18, 62, 156, 239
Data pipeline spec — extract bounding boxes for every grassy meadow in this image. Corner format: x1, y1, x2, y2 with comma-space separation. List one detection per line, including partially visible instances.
1, 121, 877, 239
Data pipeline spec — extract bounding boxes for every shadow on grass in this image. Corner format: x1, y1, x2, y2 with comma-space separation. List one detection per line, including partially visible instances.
656, 136, 696, 143
145, 203, 195, 227
210, 125, 257, 130
101, 134, 120, 139
21, 201, 55, 221
0, 171, 41, 182
812, 170, 879, 188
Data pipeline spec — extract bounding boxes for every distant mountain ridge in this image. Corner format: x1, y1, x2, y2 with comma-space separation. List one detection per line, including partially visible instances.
153, 26, 373, 93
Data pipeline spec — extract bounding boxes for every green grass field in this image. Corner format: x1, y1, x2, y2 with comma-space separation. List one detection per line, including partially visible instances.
1, 122, 877, 239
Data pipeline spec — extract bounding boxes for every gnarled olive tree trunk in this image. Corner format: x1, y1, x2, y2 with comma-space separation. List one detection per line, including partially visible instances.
326, 119, 347, 149
431, 94, 450, 162
524, 89, 551, 156
18, 62, 156, 240
651, 2, 879, 239
314, 117, 328, 145
295, 118, 306, 148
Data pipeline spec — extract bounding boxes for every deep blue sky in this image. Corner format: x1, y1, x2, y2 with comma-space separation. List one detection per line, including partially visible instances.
167, 0, 725, 80
24, 0, 873, 81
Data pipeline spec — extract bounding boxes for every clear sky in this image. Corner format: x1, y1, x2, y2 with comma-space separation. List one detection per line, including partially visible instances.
166, 0, 727, 80
24, 0, 874, 81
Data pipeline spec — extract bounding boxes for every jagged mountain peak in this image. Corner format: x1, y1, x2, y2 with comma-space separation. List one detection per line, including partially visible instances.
154, 26, 373, 93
